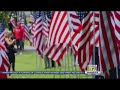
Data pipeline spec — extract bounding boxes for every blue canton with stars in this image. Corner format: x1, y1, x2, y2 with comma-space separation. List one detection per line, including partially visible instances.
76, 11, 89, 21
0, 20, 5, 34
46, 11, 52, 20
33, 11, 42, 21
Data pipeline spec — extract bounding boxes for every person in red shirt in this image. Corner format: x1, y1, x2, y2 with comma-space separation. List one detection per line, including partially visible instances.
13, 22, 24, 51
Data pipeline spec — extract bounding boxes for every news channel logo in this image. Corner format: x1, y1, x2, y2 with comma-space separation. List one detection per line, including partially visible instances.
85, 65, 101, 75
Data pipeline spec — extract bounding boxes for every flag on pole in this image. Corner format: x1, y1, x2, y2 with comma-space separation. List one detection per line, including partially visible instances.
111, 11, 120, 47
0, 20, 10, 78
30, 14, 35, 24
42, 12, 49, 38
19, 15, 32, 44
34, 11, 44, 58
77, 11, 96, 72
98, 11, 119, 78
10, 16, 16, 28
67, 11, 82, 33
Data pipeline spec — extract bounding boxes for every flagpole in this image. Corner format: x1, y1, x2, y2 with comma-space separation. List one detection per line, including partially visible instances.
115, 47, 119, 79
93, 11, 96, 78
67, 11, 78, 78
42, 11, 47, 76
66, 45, 71, 78
36, 53, 38, 70
64, 47, 66, 78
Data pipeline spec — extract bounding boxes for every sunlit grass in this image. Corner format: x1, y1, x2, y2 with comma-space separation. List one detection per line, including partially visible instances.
8, 52, 92, 79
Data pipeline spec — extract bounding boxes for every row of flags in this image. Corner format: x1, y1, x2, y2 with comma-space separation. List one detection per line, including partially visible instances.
30, 11, 120, 78
0, 11, 120, 78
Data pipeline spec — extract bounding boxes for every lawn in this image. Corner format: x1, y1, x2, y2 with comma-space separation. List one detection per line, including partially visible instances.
8, 51, 92, 79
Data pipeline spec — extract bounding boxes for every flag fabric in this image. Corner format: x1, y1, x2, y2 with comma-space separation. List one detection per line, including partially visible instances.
0, 21, 6, 44
111, 11, 120, 47
33, 11, 44, 57
0, 21, 10, 78
31, 12, 38, 36
46, 11, 52, 30
48, 11, 71, 46
29, 14, 35, 32
10, 16, 16, 27
67, 11, 82, 33
90, 11, 100, 47
77, 11, 96, 71
42, 11, 52, 39
42, 12, 49, 38
30, 14, 35, 23
44, 43, 67, 62
98, 11, 119, 78
20, 15, 32, 44
45, 11, 70, 62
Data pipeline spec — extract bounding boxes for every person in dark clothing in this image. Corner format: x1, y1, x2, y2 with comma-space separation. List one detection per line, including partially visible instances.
44, 55, 51, 69
5, 31, 16, 71
57, 61, 61, 67
51, 60, 56, 68
51, 60, 61, 67
8, 22, 13, 32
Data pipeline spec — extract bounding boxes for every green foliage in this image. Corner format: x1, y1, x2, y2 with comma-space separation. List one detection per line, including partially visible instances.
0, 11, 17, 27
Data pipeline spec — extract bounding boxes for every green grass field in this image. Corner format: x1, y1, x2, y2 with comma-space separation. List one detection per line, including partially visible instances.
8, 51, 92, 79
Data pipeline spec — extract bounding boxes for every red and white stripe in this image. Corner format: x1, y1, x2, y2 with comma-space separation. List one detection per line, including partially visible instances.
44, 43, 67, 62
99, 11, 119, 78
42, 14, 52, 39
77, 11, 98, 71
20, 18, 32, 44
30, 15, 35, 23
111, 11, 120, 47
0, 43, 10, 78
10, 17, 16, 27
45, 11, 71, 62
31, 23, 35, 36
48, 11, 70, 46
46, 15, 51, 30
0, 30, 5, 45
67, 11, 82, 33
90, 11, 100, 47
34, 16, 44, 58
42, 22, 49, 38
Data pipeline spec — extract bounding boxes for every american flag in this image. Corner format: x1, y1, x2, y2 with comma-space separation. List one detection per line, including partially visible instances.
48, 11, 71, 46
33, 11, 44, 57
30, 14, 35, 23
90, 11, 100, 47
67, 11, 82, 33
44, 11, 69, 62
10, 16, 16, 27
46, 11, 52, 30
44, 43, 67, 62
31, 11, 38, 36
42, 11, 49, 38
98, 11, 119, 78
77, 11, 96, 72
44, 11, 68, 62
0, 21, 6, 44
0, 20, 10, 78
111, 11, 120, 47
29, 14, 35, 32
20, 15, 32, 44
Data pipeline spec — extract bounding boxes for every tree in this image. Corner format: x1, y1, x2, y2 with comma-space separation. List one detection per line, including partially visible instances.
0, 11, 17, 27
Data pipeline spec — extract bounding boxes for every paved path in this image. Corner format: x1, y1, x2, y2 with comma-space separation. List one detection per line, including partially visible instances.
15, 46, 36, 52
23, 46, 36, 52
